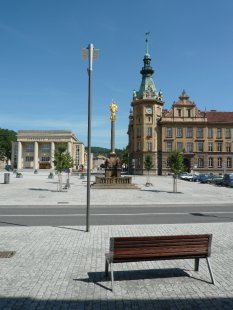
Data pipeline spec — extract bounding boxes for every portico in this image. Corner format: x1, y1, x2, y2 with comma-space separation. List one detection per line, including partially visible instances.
12, 130, 84, 170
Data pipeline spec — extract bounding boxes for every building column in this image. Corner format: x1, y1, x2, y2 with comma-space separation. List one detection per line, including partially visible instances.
50, 142, 55, 169
11, 142, 15, 168
68, 141, 72, 155
17, 141, 22, 170
68, 141, 73, 169
34, 141, 39, 170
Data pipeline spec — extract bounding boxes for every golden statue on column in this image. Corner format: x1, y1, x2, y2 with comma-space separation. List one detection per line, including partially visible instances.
109, 101, 118, 121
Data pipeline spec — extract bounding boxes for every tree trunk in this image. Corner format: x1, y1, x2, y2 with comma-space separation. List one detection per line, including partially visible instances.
173, 175, 177, 193
57, 173, 63, 191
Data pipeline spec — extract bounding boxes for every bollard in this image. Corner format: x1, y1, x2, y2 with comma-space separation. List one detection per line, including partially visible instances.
4, 173, 10, 184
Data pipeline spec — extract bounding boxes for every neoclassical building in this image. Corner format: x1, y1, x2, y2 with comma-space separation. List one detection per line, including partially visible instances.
11, 130, 85, 170
128, 42, 233, 175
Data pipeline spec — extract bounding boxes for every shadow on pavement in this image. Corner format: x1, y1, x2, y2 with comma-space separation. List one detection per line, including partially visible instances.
75, 268, 190, 291
0, 297, 232, 309
191, 212, 233, 220
0, 221, 28, 227
53, 226, 85, 233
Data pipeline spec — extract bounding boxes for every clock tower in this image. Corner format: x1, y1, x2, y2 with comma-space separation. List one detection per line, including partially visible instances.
128, 34, 164, 174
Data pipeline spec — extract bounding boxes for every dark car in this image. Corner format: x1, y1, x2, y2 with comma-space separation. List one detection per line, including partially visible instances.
211, 175, 224, 186
198, 173, 213, 184
223, 174, 233, 187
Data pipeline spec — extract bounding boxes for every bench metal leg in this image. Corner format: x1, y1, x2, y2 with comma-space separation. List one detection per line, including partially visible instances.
105, 259, 109, 277
206, 258, 215, 285
194, 258, 199, 271
110, 263, 114, 292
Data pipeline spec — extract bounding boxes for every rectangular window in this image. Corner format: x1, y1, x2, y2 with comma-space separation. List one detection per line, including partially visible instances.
197, 142, 203, 152
41, 156, 50, 161
147, 142, 152, 151
176, 142, 183, 152
226, 143, 231, 152
208, 157, 214, 168
40, 143, 50, 152
208, 128, 213, 138
227, 157, 232, 168
176, 127, 183, 138
25, 143, 34, 152
25, 156, 34, 162
166, 142, 172, 152
187, 109, 191, 117
208, 143, 213, 152
217, 157, 222, 168
217, 142, 222, 152
226, 128, 231, 139
196, 128, 203, 138
177, 109, 181, 117
217, 128, 222, 139
136, 127, 141, 138
147, 127, 152, 137
166, 127, 172, 138
186, 127, 193, 138
137, 142, 141, 151
187, 142, 193, 153
198, 158, 204, 168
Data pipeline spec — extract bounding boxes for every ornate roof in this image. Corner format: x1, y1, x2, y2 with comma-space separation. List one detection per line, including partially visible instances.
172, 90, 196, 107
133, 34, 163, 102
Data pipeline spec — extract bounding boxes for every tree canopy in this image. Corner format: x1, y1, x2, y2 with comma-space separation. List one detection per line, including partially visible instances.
144, 155, 154, 172
167, 150, 185, 176
0, 128, 17, 162
53, 144, 73, 173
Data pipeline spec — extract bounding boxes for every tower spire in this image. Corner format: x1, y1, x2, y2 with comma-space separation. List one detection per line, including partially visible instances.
145, 32, 150, 55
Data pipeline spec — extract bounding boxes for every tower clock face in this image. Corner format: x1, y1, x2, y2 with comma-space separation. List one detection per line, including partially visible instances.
146, 107, 152, 114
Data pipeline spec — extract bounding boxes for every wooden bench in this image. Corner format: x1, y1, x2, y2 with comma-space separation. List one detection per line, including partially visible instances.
105, 234, 214, 291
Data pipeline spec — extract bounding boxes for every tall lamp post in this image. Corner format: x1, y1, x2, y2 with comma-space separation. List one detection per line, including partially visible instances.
82, 44, 99, 232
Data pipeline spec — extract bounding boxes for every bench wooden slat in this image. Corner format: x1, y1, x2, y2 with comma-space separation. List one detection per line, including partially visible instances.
114, 247, 208, 256
113, 234, 210, 241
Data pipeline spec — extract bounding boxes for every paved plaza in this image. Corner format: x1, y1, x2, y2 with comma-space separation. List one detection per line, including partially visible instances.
0, 170, 233, 309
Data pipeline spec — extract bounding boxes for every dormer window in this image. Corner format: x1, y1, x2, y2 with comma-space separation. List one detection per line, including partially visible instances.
187, 109, 191, 117
177, 109, 181, 117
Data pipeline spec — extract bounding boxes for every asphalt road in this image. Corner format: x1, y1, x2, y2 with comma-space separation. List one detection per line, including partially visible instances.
0, 204, 233, 226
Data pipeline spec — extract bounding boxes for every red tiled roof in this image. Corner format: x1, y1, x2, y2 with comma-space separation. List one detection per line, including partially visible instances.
206, 112, 233, 123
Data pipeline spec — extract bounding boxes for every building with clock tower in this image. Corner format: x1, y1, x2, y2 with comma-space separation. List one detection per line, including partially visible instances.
128, 35, 163, 175
128, 36, 233, 175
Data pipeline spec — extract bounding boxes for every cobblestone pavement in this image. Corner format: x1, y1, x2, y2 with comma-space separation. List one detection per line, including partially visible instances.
1, 170, 233, 308
0, 222, 233, 309
1, 170, 233, 206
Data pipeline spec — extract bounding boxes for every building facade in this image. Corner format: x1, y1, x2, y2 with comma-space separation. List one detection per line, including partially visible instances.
11, 130, 85, 170
128, 44, 233, 175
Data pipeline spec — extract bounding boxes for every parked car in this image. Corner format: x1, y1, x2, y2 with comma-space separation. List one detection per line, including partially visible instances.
223, 173, 233, 187
178, 172, 199, 182
211, 175, 224, 186
198, 173, 213, 184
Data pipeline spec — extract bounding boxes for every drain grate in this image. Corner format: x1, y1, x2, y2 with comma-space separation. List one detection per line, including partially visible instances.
0, 251, 16, 258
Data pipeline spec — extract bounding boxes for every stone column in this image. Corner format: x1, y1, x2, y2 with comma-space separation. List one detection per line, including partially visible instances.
34, 141, 39, 170
111, 120, 115, 154
68, 141, 72, 155
50, 142, 55, 169
68, 141, 73, 169
11, 142, 15, 168
17, 141, 22, 170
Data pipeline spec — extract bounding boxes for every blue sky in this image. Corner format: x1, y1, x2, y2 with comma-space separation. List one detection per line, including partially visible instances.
0, 0, 233, 148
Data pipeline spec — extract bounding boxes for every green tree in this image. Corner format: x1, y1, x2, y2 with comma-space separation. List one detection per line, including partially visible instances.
0, 128, 17, 163
144, 155, 154, 185
167, 150, 185, 192
53, 144, 74, 191
122, 146, 129, 166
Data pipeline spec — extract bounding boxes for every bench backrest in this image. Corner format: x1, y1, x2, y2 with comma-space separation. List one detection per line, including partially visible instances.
110, 234, 212, 262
